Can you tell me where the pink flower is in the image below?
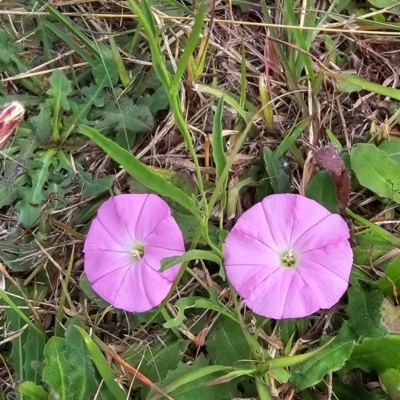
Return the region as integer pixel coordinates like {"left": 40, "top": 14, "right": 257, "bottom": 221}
{"left": 0, "top": 101, "right": 25, "bottom": 150}
{"left": 224, "top": 194, "right": 353, "bottom": 319}
{"left": 84, "top": 194, "right": 185, "bottom": 312}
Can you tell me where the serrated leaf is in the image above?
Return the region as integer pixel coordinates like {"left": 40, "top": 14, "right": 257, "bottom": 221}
{"left": 290, "top": 324, "right": 355, "bottom": 391}
{"left": 65, "top": 320, "right": 98, "bottom": 400}
{"left": 306, "top": 171, "right": 338, "bottom": 213}
{"left": 206, "top": 316, "right": 251, "bottom": 366}
{"left": 346, "top": 285, "right": 388, "bottom": 338}
{"left": 263, "top": 147, "right": 290, "bottom": 193}
{"left": 75, "top": 165, "right": 114, "bottom": 199}
{"left": 47, "top": 70, "right": 72, "bottom": 112}
{"left": 345, "top": 335, "right": 400, "bottom": 372}
{"left": 350, "top": 144, "right": 400, "bottom": 203}
{"left": 42, "top": 337, "right": 70, "bottom": 400}
{"left": 31, "top": 103, "right": 52, "bottom": 143}
{"left": 92, "top": 44, "right": 119, "bottom": 88}
{"left": 15, "top": 149, "right": 56, "bottom": 227}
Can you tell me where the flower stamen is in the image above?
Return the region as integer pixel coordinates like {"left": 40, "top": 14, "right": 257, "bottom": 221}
{"left": 130, "top": 244, "right": 144, "bottom": 261}
{"left": 281, "top": 249, "right": 298, "bottom": 267}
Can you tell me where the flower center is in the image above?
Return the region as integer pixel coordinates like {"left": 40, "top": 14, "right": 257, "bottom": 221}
{"left": 130, "top": 244, "right": 144, "bottom": 261}
{"left": 280, "top": 248, "right": 298, "bottom": 268}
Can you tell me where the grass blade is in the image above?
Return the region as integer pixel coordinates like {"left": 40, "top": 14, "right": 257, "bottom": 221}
{"left": 78, "top": 125, "right": 199, "bottom": 216}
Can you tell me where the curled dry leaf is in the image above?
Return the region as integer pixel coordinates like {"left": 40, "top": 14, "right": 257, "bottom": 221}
{"left": 314, "top": 144, "right": 351, "bottom": 213}
{"left": 0, "top": 102, "right": 25, "bottom": 150}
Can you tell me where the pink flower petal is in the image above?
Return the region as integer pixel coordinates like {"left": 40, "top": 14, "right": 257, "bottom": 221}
{"left": 243, "top": 269, "right": 320, "bottom": 319}
{"left": 84, "top": 193, "right": 185, "bottom": 313}
{"left": 92, "top": 260, "right": 172, "bottom": 312}
{"left": 293, "top": 213, "right": 350, "bottom": 252}
{"left": 224, "top": 193, "right": 353, "bottom": 319}
{"left": 261, "top": 194, "right": 332, "bottom": 248}
{"left": 300, "top": 240, "right": 353, "bottom": 281}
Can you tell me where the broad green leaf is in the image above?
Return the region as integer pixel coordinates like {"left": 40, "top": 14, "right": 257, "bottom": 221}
{"left": 346, "top": 285, "right": 388, "bottom": 338}
{"left": 18, "top": 382, "right": 48, "bottom": 400}
{"left": 206, "top": 316, "right": 251, "bottom": 366}
{"left": 212, "top": 97, "right": 226, "bottom": 179}
{"left": 290, "top": 324, "right": 355, "bottom": 390}
{"left": 42, "top": 337, "right": 69, "bottom": 400}
{"left": 380, "top": 368, "right": 400, "bottom": 400}
{"left": 123, "top": 339, "right": 188, "bottom": 399}
{"left": 78, "top": 125, "right": 199, "bottom": 216}
{"left": 345, "top": 335, "right": 400, "bottom": 372}
{"left": 263, "top": 147, "right": 290, "bottom": 193}
{"left": 160, "top": 250, "right": 222, "bottom": 272}
{"left": 147, "top": 355, "right": 239, "bottom": 400}
{"left": 350, "top": 143, "right": 400, "bottom": 203}
{"left": 23, "top": 331, "right": 46, "bottom": 384}
{"left": 65, "top": 321, "right": 98, "bottom": 400}
{"left": 378, "top": 255, "right": 400, "bottom": 299}
{"left": 306, "top": 171, "right": 338, "bottom": 213}
{"left": 379, "top": 138, "right": 400, "bottom": 165}
{"left": 74, "top": 326, "right": 126, "bottom": 400}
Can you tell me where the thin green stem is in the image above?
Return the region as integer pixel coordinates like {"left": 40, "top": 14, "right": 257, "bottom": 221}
{"left": 255, "top": 374, "right": 273, "bottom": 400}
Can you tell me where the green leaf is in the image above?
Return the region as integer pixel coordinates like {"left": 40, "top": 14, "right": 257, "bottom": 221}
{"left": 379, "top": 138, "right": 400, "bottom": 166}
{"left": 75, "top": 165, "right": 114, "bottom": 199}
{"left": 31, "top": 103, "right": 52, "bottom": 143}
{"left": 206, "top": 316, "right": 251, "bottom": 366}
{"left": 78, "top": 125, "right": 199, "bottom": 216}
{"left": 345, "top": 335, "right": 400, "bottom": 372}
{"left": 74, "top": 326, "right": 126, "bottom": 400}
{"left": 380, "top": 368, "right": 400, "bottom": 400}
{"left": 212, "top": 97, "right": 226, "bottom": 180}
{"left": 332, "top": 376, "right": 390, "bottom": 400}
{"left": 160, "top": 250, "right": 222, "bottom": 272}
{"left": 306, "top": 171, "right": 338, "bottom": 213}
{"left": 337, "top": 72, "right": 362, "bottom": 92}
{"left": 65, "top": 320, "right": 98, "bottom": 400}
{"left": 147, "top": 355, "right": 239, "bottom": 400}
{"left": 47, "top": 70, "right": 72, "bottom": 141}
{"left": 378, "top": 255, "right": 400, "bottom": 299}
{"left": 23, "top": 330, "right": 46, "bottom": 384}
{"left": 164, "top": 290, "right": 237, "bottom": 329}
{"left": 262, "top": 147, "right": 290, "bottom": 193}
{"left": 350, "top": 143, "right": 400, "bottom": 203}
{"left": 42, "top": 337, "right": 69, "bottom": 400}
{"left": 15, "top": 149, "right": 56, "bottom": 227}
{"left": 123, "top": 339, "right": 188, "bottom": 399}
{"left": 290, "top": 324, "right": 355, "bottom": 391}
{"left": 368, "top": 0, "right": 399, "bottom": 8}
{"left": 18, "top": 382, "right": 48, "bottom": 400}
{"left": 346, "top": 285, "right": 388, "bottom": 338}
